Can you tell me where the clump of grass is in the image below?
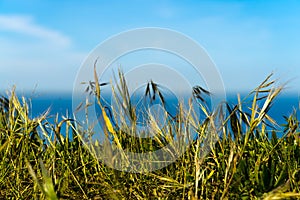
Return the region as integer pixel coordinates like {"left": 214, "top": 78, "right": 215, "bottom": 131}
{"left": 0, "top": 73, "right": 299, "bottom": 199}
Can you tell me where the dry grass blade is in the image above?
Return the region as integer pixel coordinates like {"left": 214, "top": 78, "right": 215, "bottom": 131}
{"left": 93, "top": 59, "right": 101, "bottom": 105}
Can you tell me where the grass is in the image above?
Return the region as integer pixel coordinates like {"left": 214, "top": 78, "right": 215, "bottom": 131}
{"left": 0, "top": 72, "right": 300, "bottom": 199}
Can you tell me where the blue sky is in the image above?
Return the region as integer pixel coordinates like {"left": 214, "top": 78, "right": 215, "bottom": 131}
{"left": 1, "top": 0, "right": 300, "bottom": 94}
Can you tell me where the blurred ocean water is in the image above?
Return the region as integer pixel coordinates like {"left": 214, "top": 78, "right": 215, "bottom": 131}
{"left": 29, "top": 93, "right": 300, "bottom": 137}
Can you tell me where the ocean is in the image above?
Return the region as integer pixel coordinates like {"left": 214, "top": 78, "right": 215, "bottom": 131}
{"left": 28, "top": 92, "right": 300, "bottom": 137}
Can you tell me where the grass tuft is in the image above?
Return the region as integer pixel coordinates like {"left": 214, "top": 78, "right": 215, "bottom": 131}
{"left": 0, "top": 73, "right": 299, "bottom": 199}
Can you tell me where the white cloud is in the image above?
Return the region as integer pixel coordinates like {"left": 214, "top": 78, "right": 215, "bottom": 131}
{"left": 0, "top": 15, "right": 87, "bottom": 92}
{"left": 0, "top": 36, "right": 87, "bottom": 92}
{"left": 0, "top": 15, "right": 71, "bottom": 47}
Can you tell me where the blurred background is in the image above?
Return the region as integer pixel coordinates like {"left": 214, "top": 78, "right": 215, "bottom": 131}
{"left": 1, "top": 0, "right": 300, "bottom": 126}
{"left": 1, "top": 0, "right": 300, "bottom": 94}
